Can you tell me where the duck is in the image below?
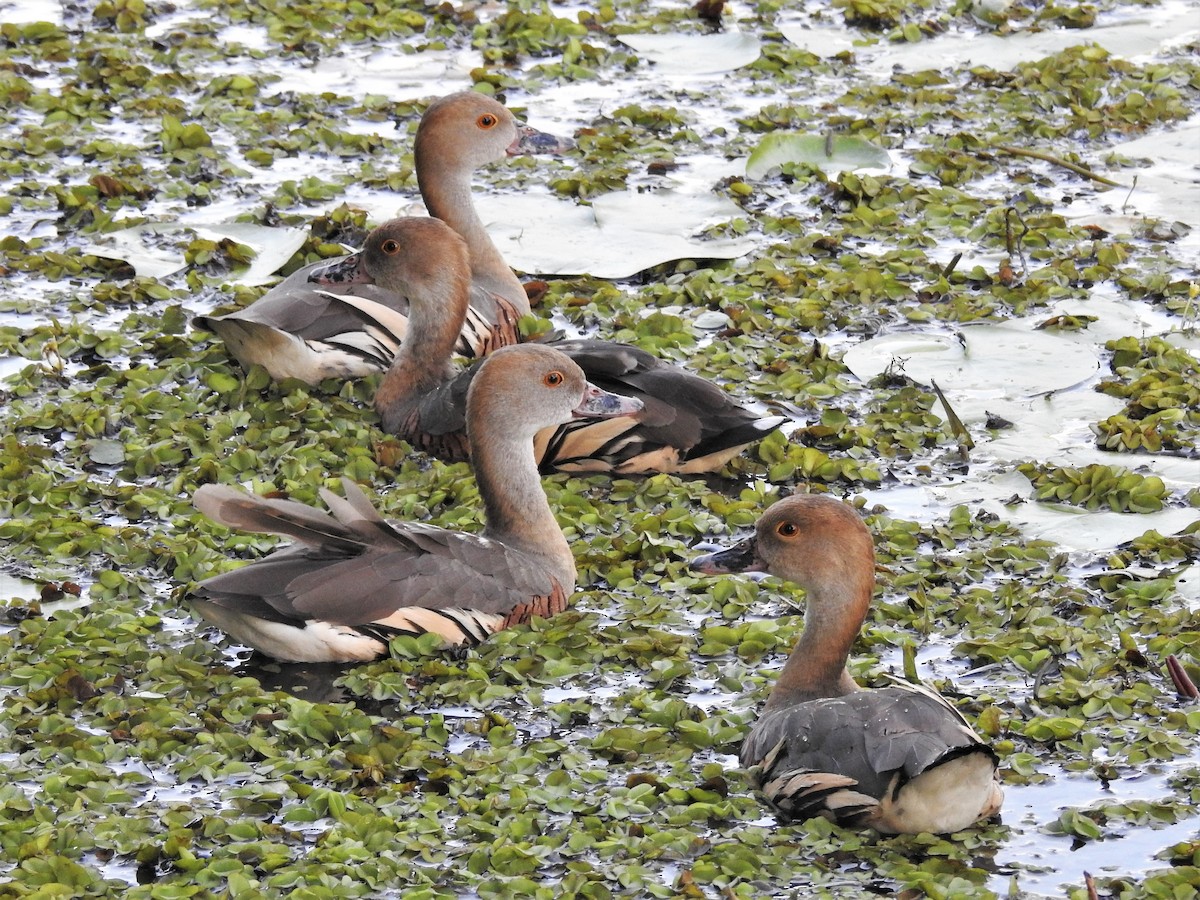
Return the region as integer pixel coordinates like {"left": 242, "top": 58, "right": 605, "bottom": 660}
{"left": 192, "top": 91, "right": 573, "bottom": 383}
{"left": 188, "top": 342, "right": 642, "bottom": 663}
{"left": 691, "top": 494, "right": 1003, "bottom": 834}
{"left": 310, "top": 217, "right": 783, "bottom": 474}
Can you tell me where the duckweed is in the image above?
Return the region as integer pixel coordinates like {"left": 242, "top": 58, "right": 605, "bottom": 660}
{"left": 0, "top": 0, "right": 1197, "bottom": 897}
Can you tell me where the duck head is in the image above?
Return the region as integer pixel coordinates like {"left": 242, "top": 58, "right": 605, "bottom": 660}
{"left": 417, "top": 91, "right": 574, "bottom": 171}
{"left": 468, "top": 344, "right": 641, "bottom": 439}
{"left": 691, "top": 494, "right": 874, "bottom": 593}
{"left": 307, "top": 218, "right": 470, "bottom": 293}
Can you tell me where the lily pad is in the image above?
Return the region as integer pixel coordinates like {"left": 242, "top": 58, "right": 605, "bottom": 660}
{"left": 84, "top": 224, "right": 190, "bottom": 280}
{"left": 842, "top": 323, "right": 1102, "bottom": 396}
{"left": 773, "top": 25, "right": 862, "bottom": 58}
{"left": 87, "top": 439, "right": 126, "bottom": 466}
{"left": 0, "top": 573, "right": 43, "bottom": 603}
{"left": 1107, "top": 121, "right": 1200, "bottom": 235}
{"left": 0, "top": 356, "right": 29, "bottom": 381}
{"left": 480, "top": 190, "right": 756, "bottom": 278}
{"left": 865, "top": 471, "right": 1199, "bottom": 553}
{"left": 746, "top": 133, "right": 891, "bottom": 179}
{"left": 85, "top": 222, "right": 307, "bottom": 285}
{"left": 616, "top": 32, "right": 761, "bottom": 75}
{"left": 1175, "top": 565, "right": 1199, "bottom": 610}
{"left": 0, "top": 0, "right": 61, "bottom": 25}
{"left": 267, "top": 47, "right": 477, "bottom": 98}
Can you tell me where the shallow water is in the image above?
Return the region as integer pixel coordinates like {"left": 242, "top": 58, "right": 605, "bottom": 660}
{"left": 996, "top": 767, "right": 1200, "bottom": 897}
{"left": 1, "top": 0, "right": 1198, "bottom": 895}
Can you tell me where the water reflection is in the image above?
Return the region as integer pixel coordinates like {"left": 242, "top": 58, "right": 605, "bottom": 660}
{"left": 993, "top": 767, "right": 1200, "bottom": 897}
{"left": 233, "top": 655, "right": 360, "bottom": 705}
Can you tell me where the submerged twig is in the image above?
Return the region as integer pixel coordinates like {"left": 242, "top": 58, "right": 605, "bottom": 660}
{"left": 1004, "top": 207, "right": 1029, "bottom": 281}
{"left": 994, "top": 144, "right": 1123, "bottom": 187}
{"left": 1032, "top": 654, "right": 1059, "bottom": 702}
{"left": 1121, "top": 174, "right": 1139, "bottom": 214}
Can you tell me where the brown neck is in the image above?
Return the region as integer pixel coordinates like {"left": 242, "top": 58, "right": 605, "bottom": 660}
{"left": 763, "top": 556, "right": 875, "bottom": 711}
{"left": 415, "top": 140, "right": 531, "bottom": 316}
{"left": 374, "top": 270, "right": 468, "bottom": 425}
{"left": 468, "top": 399, "right": 575, "bottom": 592}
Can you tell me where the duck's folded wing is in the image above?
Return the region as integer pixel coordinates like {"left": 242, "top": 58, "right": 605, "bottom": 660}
{"left": 410, "top": 370, "right": 476, "bottom": 438}
{"left": 197, "top": 271, "right": 407, "bottom": 337}
{"left": 381, "top": 366, "right": 477, "bottom": 461}
{"left": 285, "top": 521, "right": 560, "bottom": 624}
{"left": 463, "top": 289, "right": 521, "bottom": 357}
{"left": 543, "top": 338, "right": 782, "bottom": 473}
{"left": 193, "top": 483, "right": 559, "bottom": 627}
{"left": 741, "top": 688, "right": 996, "bottom": 827}
{"left": 194, "top": 289, "right": 409, "bottom": 382}
{"left": 859, "top": 684, "right": 994, "bottom": 778}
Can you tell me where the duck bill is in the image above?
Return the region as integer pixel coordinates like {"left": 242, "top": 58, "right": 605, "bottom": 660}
{"left": 691, "top": 536, "right": 767, "bottom": 576}
{"left": 307, "top": 253, "right": 372, "bottom": 286}
{"left": 508, "top": 125, "right": 574, "bottom": 156}
{"left": 572, "top": 384, "right": 642, "bottom": 419}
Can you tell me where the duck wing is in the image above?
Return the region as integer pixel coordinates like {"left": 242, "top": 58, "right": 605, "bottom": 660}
{"left": 196, "top": 264, "right": 512, "bottom": 383}
{"left": 191, "top": 480, "right": 564, "bottom": 628}
{"left": 741, "top": 686, "right": 998, "bottom": 832}
{"left": 538, "top": 338, "right": 782, "bottom": 474}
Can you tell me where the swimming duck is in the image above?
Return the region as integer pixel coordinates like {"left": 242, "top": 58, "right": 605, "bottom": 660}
{"left": 311, "top": 217, "right": 782, "bottom": 474}
{"left": 189, "top": 343, "right": 641, "bottom": 663}
{"left": 193, "top": 91, "right": 572, "bottom": 383}
{"left": 692, "top": 494, "right": 1004, "bottom": 834}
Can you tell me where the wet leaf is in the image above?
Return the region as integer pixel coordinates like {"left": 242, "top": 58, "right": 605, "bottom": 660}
{"left": 746, "top": 132, "right": 890, "bottom": 179}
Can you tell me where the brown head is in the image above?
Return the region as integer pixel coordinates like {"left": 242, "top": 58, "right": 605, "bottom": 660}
{"left": 692, "top": 494, "right": 876, "bottom": 611}
{"left": 415, "top": 91, "right": 573, "bottom": 175}
{"left": 693, "top": 494, "right": 878, "bottom": 703}
{"left": 465, "top": 344, "right": 640, "bottom": 557}
{"left": 307, "top": 217, "right": 471, "bottom": 304}
{"left": 466, "top": 344, "right": 641, "bottom": 444}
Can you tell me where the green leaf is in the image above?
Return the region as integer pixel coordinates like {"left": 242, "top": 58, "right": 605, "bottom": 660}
{"left": 746, "top": 132, "right": 890, "bottom": 179}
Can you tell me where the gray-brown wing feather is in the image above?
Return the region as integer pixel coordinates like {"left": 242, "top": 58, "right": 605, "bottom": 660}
{"left": 379, "top": 365, "right": 477, "bottom": 462}
{"left": 543, "top": 339, "right": 782, "bottom": 473}
{"left": 197, "top": 269, "right": 405, "bottom": 339}
{"left": 196, "top": 265, "right": 505, "bottom": 377}
{"left": 741, "top": 687, "right": 991, "bottom": 821}
{"left": 192, "top": 485, "right": 558, "bottom": 626}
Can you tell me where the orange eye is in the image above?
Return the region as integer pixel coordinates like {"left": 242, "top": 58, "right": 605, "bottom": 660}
{"left": 543, "top": 371, "right": 564, "bottom": 387}
{"left": 477, "top": 114, "right": 498, "bottom": 129}
{"left": 381, "top": 240, "right": 400, "bottom": 255}
{"left": 776, "top": 521, "right": 799, "bottom": 537}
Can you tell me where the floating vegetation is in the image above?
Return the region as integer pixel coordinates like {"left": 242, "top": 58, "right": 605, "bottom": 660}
{"left": 1018, "top": 462, "right": 1170, "bottom": 513}
{"left": 0, "top": 0, "right": 1198, "bottom": 897}
{"left": 1093, "top": 336, "right": 1200, "bottom": 455}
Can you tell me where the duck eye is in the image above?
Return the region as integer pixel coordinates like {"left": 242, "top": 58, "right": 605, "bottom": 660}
{"left": 543, "top": 371, "right": 564, "bottom": 387}
{"left": 477, "top": 114, "right": 498, "bottom": 129}
{"left": 381, "top": 240, "right": 400, "bottom": 255}
{"left": 776, "top": 522, "right": 799, "bottom": 538}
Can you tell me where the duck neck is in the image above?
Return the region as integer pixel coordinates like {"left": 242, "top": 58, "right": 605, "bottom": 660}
{"left": 763, "top": 561, "right": 874, "bottom": 711}
{"left": 416, "top": 143, "right": 530, "bottom": 316}
{"left": 471, "top": 420, "right": 575, "bottom": 592}
{"left": 374, "top": 273, "right": 467, "bottom": 420}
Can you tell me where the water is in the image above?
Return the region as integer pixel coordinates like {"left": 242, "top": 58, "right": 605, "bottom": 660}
{"left": 2, "top": 0, "right": 1198, "bottom": 893}
{"left": 995, "top": 766, "right": 1200, "bottom": 897}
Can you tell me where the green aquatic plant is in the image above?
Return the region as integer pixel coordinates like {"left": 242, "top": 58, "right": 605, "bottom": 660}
{"left": 1093, "top": 336, "right": 1200, "bottom": 454}
{"left": 0, "top": 0, "right": 1198, "bottom": 896}
{"left": 1018, "top": 462, "right": 1170, "bottom": 513}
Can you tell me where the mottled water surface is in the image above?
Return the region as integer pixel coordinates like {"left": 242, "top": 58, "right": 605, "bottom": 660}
{"left": 0, "top": 0, "right": 1197, "bottom": 897}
